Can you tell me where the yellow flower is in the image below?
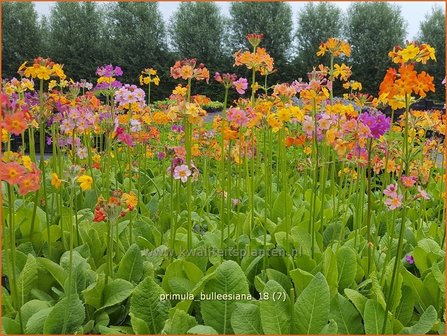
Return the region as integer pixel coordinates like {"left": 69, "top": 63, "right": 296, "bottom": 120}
{"left": 92, "top": 154, "right": 101, "bottom": 164}
{"left": 399, "top": 44, "right": 419, "bottom": 62}
{"left": 149, "top": 68, "right": 157, "bottom": 75}
{"left": 77, "top": 175, "right": 93, "bottom": 191}
{"left": 153, "top": 76, "right": 160, "bottom": 86}
{"left": 2, "top": 129, "right": 9, "bottom": 142}
{"left": 122, "top": 192, "right": 138, "bottom": 210}
{"left": 36, "top": 66, "right": 52, "bottom": 80}
{"left": 173, "top": 84, "right": 187, "bottom": 96}
{"left": 48, "top": 80, "right": 57, "bottom": 91}
{"left": 51, "top": 173, "right": 62, "bottom": 189}
{"left": 21, "top": 156, "right": 32, "bottom": 171}
{"left": 304, "top": 146, "right": 312, "bottom": 155}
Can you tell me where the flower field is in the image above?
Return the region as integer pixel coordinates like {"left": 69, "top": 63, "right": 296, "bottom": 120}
{"left": 1, "top": 35, "right": 446, "bottom": 335}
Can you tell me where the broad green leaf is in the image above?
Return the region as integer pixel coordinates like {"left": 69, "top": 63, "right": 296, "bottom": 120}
{"left": 103, "top": 278, "right": 134, "bottom": 308}
{"left": 293, "top": 272, "right": 330, "bottom": 334}
{"left": 201, "top": 260, "right": 250, "bottom": 334}
{"left": 337, "top": 246, "right": 357, "bottom": 290}
{"left": 329, "top": 293, "right": 364, "bottom": 334}
{"left": 82, "top": 273, "right": 106, "bottom": 309}
{"left": 231, "top": 303, "right": 262, "bottom": 334}
{"left": 25, "top": 308, "right": 52, "bottom": 334}
{"left": 116, "top": 244, "right": 143, "bottom": 283}
{"left": 37, "top": 257, "right": 67, "bottom": 288}
{"left": 395, "top": 286, "right": 415, "bottom": 326}
{"left": 322, "top": 248, "right": 338, "bottom": 297}
{"left": 129, "top": 276, "right": 170, "bottom": 334}
{"left": 162, "top": 308, "right": 197, "bottom": 334}
{"left": 260, "top": 280, "right": 291, "bottom": 334}
{"left": 2, "top": 317, "right": 22, "bottom": 334}
{"left": 363, "top": 299, "right": 392, "bottom": 334}
{"left": 320, "top": 319, "right": 338, "bottom": 334}
{"left": 266, "top": 268, "right": 291, "bottom": 293}
{"left": 130, "top": 315, "right": 150, "bottom": 335}
{"left": 17, "top": 254, "right": 38, "bottom": 306}
{"left": 19, "top": 299, "right": 51, "bottom": 327}
{"left": 187, "top": 325, "right": 219, "bottom": 334}
{"left": 401, "top": 305, "right": 437, "bottom": 334}
{"left": 43, "top": 295, "right": 85, "bottom": 334}
{"left": 290, "top": 268, "right": 313, "bottom": 296}
{"left": 344, "top": 289, "right": 368, "bottom": 318}
{"left": 272, "top": 190, "right": 294, "bottom": 220}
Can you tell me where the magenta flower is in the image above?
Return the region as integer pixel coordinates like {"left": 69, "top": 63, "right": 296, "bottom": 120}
{"left": 358, "top": 111, "right": 390, "bottom": 139}
{"left": 233, "top": 78, "right": 248, "bottom": 94}
{"left": 405, "top": 255, "right": 414, "bottom": 265}
{"left": 173, "top": 164, "right": 191, "bottom": 183}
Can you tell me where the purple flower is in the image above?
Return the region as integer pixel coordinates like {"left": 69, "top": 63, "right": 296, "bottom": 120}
{"left": 405, "top": 255, "right": 414, "bottom": 265}
{"left": 157, "top": 151, "right": 165, "bottom": 160}
{"left": 358, "top": 111, "right": 390, "bottom": 139}
{"left": 46, "top": 137, "right": 52, "bottom": 145}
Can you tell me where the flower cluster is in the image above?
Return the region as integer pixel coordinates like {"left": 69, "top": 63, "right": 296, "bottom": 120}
{"left": 18, "top": 57, "right": 66, "bottom": 81}
{"left": 0, "top": 153, "right": 41, "bottom": 195}
{"left": 139, "top": 68, "right": 160, "bottom": 86}
{"left": 170, "top": 59, "right": 210, "bottom": 83}
{"left": 114, "top": 84, "right": 146, "bottom": 110}
{"left": 93, "top": 190, "right": 138, "bottom": 222}
{"left": 316, "top": 38, "right": 351, "bottom": 57}
{"left": 214, "top": 72, "right": 248, "bottom": 94}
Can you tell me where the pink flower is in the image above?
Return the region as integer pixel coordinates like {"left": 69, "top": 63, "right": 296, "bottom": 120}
{"left": 227, "top": 107, "right": 249, "bottom": 127}
{"left": 416, "top": 186, "right": 430, "bottom": 200}
{"left": 401, "top": 175, "right": 417, "bottom": 188}
{"left": 233, "top": 78, "right": 248, "bottom": 95}
{"left": 173, "top": 164, "right": 191, "bottom": 183}
{"left": 383, "top": 183, "right": 398, "bottom": 198}
{"left": 385, "top": 193, "right": 403, "bottom": 210}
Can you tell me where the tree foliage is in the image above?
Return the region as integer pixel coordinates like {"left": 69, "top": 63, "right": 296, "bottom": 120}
{"left": 229, "top": 2, "right": 292, "bottom": 70}
{"left": 294, "top": 3, "right": 343, "bottom": 77}
{"left": 418, "top": 6, "right": 446, "bottom": 101}
{"left": 47, "top": 2, "right": 105, "bottom": 81}
{"left": 2, "top": 2, "right": 42, "bottom": 78}
{"left": 346, "top": 2, "right": 406, "bottom": 96}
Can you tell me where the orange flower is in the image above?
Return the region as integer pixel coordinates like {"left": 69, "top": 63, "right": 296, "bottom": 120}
{"left": 0, "top": 162, "right": 27, "bottom": 185}
{"left": 317, "top": 38, "right": 351, "bottom": 57}
{"left": 3, "top": 112, "right": 28, "bottom": 135}
{"left": 17, "top": 172, "right": 41, "bottom": 195}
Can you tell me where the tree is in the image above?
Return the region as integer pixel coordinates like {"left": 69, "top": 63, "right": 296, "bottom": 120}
{"left": 346, "top": 2, "right": 406, "bottom": 96}
{"left": 169, "top": 2, "right": 227, "bottom": 70}
{"left": 294, "top": 3, "right": 343, "bottom": 77}
{"left": 106, "top": 1, "right": 171, "bottom": 97}
{"left": 229, "top": 2, "right": 293, "bottom": 71}
{"left": 2, "top": 2, "right": 42, "bottom": 78}
{"left": 417, "top": 6, "right": 445, "bottom": 101}
{"left": 48, "top": 2, "right": 106, "bottom": 81}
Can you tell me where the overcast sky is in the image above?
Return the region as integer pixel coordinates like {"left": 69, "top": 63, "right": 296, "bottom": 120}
{"left": 33, "top": 1, "right": 445, "bottom": 40}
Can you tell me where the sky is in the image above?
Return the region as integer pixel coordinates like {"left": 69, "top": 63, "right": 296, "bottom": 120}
{"left": 33, "top": 1, "right": 445, "bottom": 40}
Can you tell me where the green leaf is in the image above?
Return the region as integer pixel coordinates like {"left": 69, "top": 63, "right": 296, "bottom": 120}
{"left": 37, "top": 257, "right": 67, "bottom": 288}
{"left": 344, "top": 289, "right": 368, "bottom": 318}
{"left": 337, "top": 246, "right": 357, "bottom": 290}
{"left": 2, "top": 317, "right": 22, "bottom": 334}
{"left": 395, "top": 286, "right": 415, "bottom": 326}
{"left": 17, "top": 254, "right": 38, "bottom": 306}
{"left": 82, "top": 273, "right": 106, "bottom": 309}
{"left": 116, "top": 244, "right": 143, "bottom": 283}
{"left": 162, "top": 308, "right": 197, "bottom": 334}
{"left": 401, "top": 305, "right": 437, "bottom": 334}
{"left": 25, "top": 308, "right": 52, "bottom": 334}
{"left": 293, "top": 272, "right": 330, "bottom": 334}
{"left": 201, "top": 260, "right": 250, "bottom": 334}
{"left": 322, "top": 248, "right": 339, "bottom": 297}
{"left": 290, "top": 268, "right": 313, "bottom": 297}
{"left": 129, "top": 276, "right": 171, "bottom": 334}
{"left": 320, "top": 319, "right": 338, "bottom": 334}
{"left": 260, "top": 280, "right": 291, "bottom": 334}
{"left": 103, "top": 278, "right": 134, "bottom": 309}
{"left": 266, "top": 268, "right": 291, "bottom": 293}
{"left": 363, "top": 299, "right": 392, "bottom": 334}
{"left": 272, "top": 191, "right": 294, "bottom": 220}
{"left": 329, "top": 293, "right": 364, "bottom": 334}
{"left": 187, "top": 325, "right": 219, "bottom": 334}
{"left": 43, "top": 295, "right": 85, "bottom": 334}
{"left": 130, "top": 315, "right": 150, "bottom": 335}
{"left": 231, "top": 303, "right": 262, "bottom": 334}
{"left": 19, "top": 299, "right": 51, "bottom": 328}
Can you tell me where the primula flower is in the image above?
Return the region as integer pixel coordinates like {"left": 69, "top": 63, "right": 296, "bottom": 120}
{"left": 416, "top": 186, "right": 430, "bottom": 200}
{"left": 0, "top": 162, "right": 27, "bottom": 185}
{"left": 233, "top": 78, "right": 248, "bottom": 94}
{"left": 77, "top": 175, "right": 93, "bottom": 191}
{"left": 3, "top": 112, "right": 28, "bottom": 135}
{"left": 383, "top": 183, "right": 398, "bottom": 198}
{"left": 401, "top": 175, "right": 417, "bottom": 188}
{"left": 384, "top": 193, "right": 403, "bottom": 210}
{"left": 51, "top": 173, "right": 62, "bottom": 189}
{"left": 405, "top": 255, "right": 415, "bottom": 265}
{"left": 246, "top": 33, "right": 264, "bottom": 48}
{"left": 17, "top": 172, "right": 41, "bottom": 195}
{"left": 173, "top": 164, "right": 191, "bottom": 183}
